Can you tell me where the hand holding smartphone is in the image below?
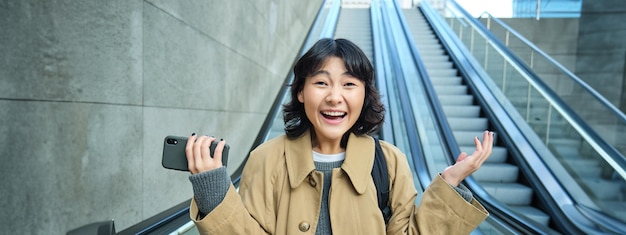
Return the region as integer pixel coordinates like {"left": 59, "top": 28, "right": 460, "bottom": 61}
{"left": 162, "top": 135, "right": 230, "bottom": 171}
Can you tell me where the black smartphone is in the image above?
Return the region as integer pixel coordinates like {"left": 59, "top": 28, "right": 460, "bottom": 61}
{"left": 162, "top": 135, "right": 230, "bottom": 171}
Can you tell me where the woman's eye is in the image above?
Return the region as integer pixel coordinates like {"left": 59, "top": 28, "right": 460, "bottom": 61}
{"left": 314, "top": 81, "right": 326, "bottom": 85}
{"left": 345, "top": 82, "right": 356, "bottom": 87}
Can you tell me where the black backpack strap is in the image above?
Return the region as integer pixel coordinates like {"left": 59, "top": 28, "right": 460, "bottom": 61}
{"left": 372, "top": 137, "right": 392, "bottom": 224}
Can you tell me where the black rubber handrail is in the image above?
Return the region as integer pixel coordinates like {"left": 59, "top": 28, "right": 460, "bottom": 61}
{"left": 116, "top": 200, "right": 191, "bottom": 235}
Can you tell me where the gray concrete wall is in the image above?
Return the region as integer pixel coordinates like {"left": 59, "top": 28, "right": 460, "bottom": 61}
{"left": 495, "top": 18, "right": 579, "bottom": 73}
{"left": 0, "top": 0, "right": 323, "bottom": 234}
{"left": 576, "top": 0, "right": 626, "bottom": 110}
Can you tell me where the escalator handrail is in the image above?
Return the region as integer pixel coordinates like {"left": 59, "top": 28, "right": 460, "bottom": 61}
{"left": 445, "top": 0, "right": 626, "bottom": 182}
{"left": 379, "top": 0, "right": 430, "bottom": 189}
{"left": 390, "top": 0, "right": 549, "bottom": 233}
{"left": 371, "top": 0, "right": 395, "bottom": 144}
{"left": 116, "top": 200, "right": 191, "bottom": 235}
{"left": 420, "top": 0, "right": 618, "bottom": 233}
{"left": 477, "top": 11, "right": 626, "bottom": 124}
{"left": 320, "top": 0, "right": 341, "bottom": 38}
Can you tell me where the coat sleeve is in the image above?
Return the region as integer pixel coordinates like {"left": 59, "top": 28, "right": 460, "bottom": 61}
{"left": 190, "top": 184, "right": 270, "bottom": 234}
{"left": 382, "top": 143, "right": 489, "bottom": 234}
{"left": 190, "top": 147, "right": 278, "bottom": 235}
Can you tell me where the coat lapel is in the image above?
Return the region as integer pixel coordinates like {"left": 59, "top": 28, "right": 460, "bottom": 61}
{"left": 284, "top": 130, "right": 375, "bottom": 194}
{"left": 341, "top": 133, "right": 375, "bottom": 194}
{"left": 285, "top": 130, "right": 316, "bottom": 189}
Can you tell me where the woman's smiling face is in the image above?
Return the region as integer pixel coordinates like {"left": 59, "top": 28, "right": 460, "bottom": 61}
{"left": 298, "top": 56, "right": 365, "bottom": 145}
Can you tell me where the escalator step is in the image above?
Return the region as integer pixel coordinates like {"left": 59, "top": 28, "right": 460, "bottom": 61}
{"left": 481, "top": 182, "right": 533, "bottom": 206}
{"left": 442, "top": 105, "right": 480, "bottom": 117}
{"left": 509, "top": 206, "right": 551, "bottom": 226}
{"left": 438, "top": 95, "right": 473, "bottom": 106}
{"left": 447, "top": 117, "right": 489, "bottom": 131}
{"left": 434, "top": 85, "right": 467, "bottom": 95}
{"left": 474, "top": 163, "right": 519, "bottom": 183}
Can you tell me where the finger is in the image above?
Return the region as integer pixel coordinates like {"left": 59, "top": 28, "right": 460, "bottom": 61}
{"left": 481, "top": 131, "right": 490, "bottom": 148}
{"left": 185, "top": 133, "right": 197, "bottom": 173}
{"left": 474, "top": 135, "right": 483, "bottom": 153}
{"left": 200, "top": 136, "right": 214, "bottom": 163}
{"left": 472, "top": 136, "right": 483, "bottom": 160}
{"left": 483, "top": 131, "right": 494, "bottom": 154}
{"left": 213, "top": 139, "right": 226, "bottom": 167}
{"left": 482, "top": 131, "right": 493, "bottom": 153}
{"left": 193, "top": 135, "right": 208, "bottom": 170}
{"left": 475, "top": 131, "right": 493, "bottom": 164}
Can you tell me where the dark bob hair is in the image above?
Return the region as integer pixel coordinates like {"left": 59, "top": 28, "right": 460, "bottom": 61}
{"left": 283, "top": 38, "right": 385, "bottom": 143}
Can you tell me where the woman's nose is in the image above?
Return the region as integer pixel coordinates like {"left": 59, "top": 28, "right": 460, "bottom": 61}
{"left": 325, "top": 87, "right": 342, "bottom": 104}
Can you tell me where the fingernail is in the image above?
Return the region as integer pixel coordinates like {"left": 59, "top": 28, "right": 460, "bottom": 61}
{"left": 220, "top": 138, "right": 224, "bottom": 141}
{"left": 191, "top": 133, "right": 196, "bottom": 136}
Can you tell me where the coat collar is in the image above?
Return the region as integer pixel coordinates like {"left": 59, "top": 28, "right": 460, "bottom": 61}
{"left": 285, "top": 130, "right": 375, "bottom": 194}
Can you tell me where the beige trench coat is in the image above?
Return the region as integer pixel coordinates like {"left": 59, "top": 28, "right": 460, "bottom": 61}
{"left": 190, "top": 130, "right": 488, "bottom": 234}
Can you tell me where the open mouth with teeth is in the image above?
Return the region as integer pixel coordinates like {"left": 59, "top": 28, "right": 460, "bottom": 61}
{"left": 321, "top": 111, "right": 347, "bottom": 120}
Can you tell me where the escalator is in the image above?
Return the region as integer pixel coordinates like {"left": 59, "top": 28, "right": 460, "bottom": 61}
{"left": 396, "top": 0, "right": 626, "bottom": 234}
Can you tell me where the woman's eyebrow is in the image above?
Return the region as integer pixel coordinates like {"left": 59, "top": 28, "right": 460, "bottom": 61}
{"left": 310, "top": 70, "right": 352, "bottom": 77}
{"left": 310, "top": 70, "right": 330, "bottom": 77}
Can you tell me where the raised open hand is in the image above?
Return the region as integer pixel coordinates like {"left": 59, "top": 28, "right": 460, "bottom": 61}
{"left": 441, "top": 131, "right": 494, "bottom": 186}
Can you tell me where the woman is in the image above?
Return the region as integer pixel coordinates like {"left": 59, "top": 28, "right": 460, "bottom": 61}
{"left": 185, "top": 38, "right": 493, "bottom": 234}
